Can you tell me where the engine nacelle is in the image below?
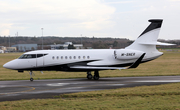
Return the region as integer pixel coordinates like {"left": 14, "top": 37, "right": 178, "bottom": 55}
{"left": 114, "top": 49, "right": 144, "bottom": 60}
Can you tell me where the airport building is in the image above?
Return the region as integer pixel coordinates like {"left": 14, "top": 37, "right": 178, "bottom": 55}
{"left": 6, "top": 47, "right": 17, "bottom": 52}
{"left": 50, "top": 42, "right": 83, "bottom": 50}
{"left": 0, "top": 46, "right": 17, "bottom": 53}
{"left": 12, "top": 44, "right": 37, "bottom": 52}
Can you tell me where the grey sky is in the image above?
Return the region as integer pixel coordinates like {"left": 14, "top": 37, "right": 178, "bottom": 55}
{"left": 0, "top": 0, "right": 180, "bottom": 40}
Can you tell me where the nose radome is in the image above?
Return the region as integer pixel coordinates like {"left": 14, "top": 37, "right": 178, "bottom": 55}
{"left": 3, "top": 63, "right": 8, "bottom": 68}
{"left": 3, "top": 62, "right": 13, "bottom": 69}
{"left": 3, "top": 60, "right": 18, "bottom": 70}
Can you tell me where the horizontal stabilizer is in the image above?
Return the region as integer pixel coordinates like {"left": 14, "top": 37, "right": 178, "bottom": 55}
{"left": 139, "top": 42, "right": 175, "bottom": 46}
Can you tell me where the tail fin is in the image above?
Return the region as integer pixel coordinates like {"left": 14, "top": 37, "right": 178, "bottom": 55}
{"left": 139, "top": 19, "right": 163, "bottom": 38}
{"left": 126, "top": 19, "right": 175, "bottom": 61}
{"left": 126, "top": 19, "right": 174, "bottom": 52}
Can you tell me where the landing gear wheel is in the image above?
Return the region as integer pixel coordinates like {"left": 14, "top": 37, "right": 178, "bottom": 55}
{"left": 87, "top": 71, "right": 92, "bottom": 80}
{"left": 93, "top": 75, "right": 99, "bottom": 80}
{"left": 30, "top": 78, "right": 34, "bottom": 81}
{"left": 94, "top": 71, "right": 100, "bottom": 80}
{"left": 87, "top": 74, "right": 93, "bottom": 80}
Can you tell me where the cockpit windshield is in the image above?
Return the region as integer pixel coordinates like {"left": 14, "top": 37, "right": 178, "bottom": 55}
{"left": 18, "top": 54, "right": 47, "bottom": 59}
{"left": 19, "top": 54, "right": 36, "bottom": 59}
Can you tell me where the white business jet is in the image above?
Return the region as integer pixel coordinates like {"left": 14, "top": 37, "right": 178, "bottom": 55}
{"left": 3, "top": 19, "right": 174, "bottom": 81}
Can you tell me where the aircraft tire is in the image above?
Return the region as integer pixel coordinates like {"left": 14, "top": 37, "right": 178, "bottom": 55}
{"left": 93, "top": 75, "right": 99, "bottom": 80}
{"left": 30, "top": 78, "right": 34, "bottom": 81}
{"left": 87, "top": 74, "right": 93, "bottom": 79}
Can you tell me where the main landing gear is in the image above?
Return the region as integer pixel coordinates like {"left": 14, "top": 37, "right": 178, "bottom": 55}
{"left": 87, "top": 71, "right": 93, "bottom": 80}
{"left": 29, "top": 71, "right": 35, "bottom": 81}
{"left": 94, "top": 71, "right": 99, "bottom": 80}
{"left": 87, "top": 71, "right": 100, "bottom": 80}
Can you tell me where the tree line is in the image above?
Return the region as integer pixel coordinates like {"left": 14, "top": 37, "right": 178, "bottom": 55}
{"left": 0, "top": 36, "right": 179, "bottom": 49}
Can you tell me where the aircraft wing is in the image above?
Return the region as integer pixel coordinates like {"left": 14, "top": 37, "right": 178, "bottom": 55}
{"left": 70, "top": 66, "right": 127, "bottom": 70}
{"left": 70, "top": 53, "right": 146, "bottom": 70}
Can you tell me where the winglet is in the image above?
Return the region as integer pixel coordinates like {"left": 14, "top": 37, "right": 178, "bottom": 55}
{"left": 128, "top": 53, "right": 146, "bottom": 69}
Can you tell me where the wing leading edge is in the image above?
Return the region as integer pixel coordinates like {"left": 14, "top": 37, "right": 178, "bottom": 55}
{"left": 70, "top": 53, "right": 146, "bottom": 70}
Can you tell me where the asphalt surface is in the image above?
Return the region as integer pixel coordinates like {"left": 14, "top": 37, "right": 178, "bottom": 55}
{"left": 1, "top": 76, "right": 180, "bottom": 102}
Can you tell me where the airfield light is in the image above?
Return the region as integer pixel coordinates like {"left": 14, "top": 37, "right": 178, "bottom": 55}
{"left": 41, "top": 28, "right": 43, "bottom": 50}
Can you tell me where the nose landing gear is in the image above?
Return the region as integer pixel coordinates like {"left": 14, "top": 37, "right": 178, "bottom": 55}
{"left": 29, "top": 71, "right": 35, "bottom": 81}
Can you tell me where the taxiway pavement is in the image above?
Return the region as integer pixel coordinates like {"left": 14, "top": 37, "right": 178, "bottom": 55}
{"left": 1, "top": 76, "right": 180, "bottom": 102}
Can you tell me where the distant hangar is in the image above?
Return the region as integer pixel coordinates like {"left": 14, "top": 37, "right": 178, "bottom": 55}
{"left": 12, "top": 44, "right": 37, "bottom": 52}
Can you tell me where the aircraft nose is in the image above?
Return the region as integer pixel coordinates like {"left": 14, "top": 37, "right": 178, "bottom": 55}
{"left": 3, "top": 63, "right": 8, "bottom": 68}
{"left": 3, "top": 60, "right": 18, "bottom": 70}
{"left": 3, "top": 62, "right": 13, "bottom": 69}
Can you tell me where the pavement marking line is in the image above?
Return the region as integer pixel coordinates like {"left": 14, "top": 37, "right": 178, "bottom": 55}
{"left": 134, "top": 80, "right": 180, "bottom": 83}
{"left": 34, "top": 83, "right": 113, "bottom": 92}
{"left": 47, "top": 83, "right": 69, "bottom": 86}
{"left": 0, "top": 86, "right": 35, "bottom": 95}
{"left": 108, "top": 84, "right": 125, "bottom": 86}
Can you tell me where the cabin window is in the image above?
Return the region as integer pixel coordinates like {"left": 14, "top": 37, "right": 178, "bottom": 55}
{"left": 87, "top": 56, "right": 90, "bottom": 59}
{"left": 65, "top": 56, "right": 68, "bottom": 59}
{"left": 74, "top": 56, "right": 76, "bottom": 59}
{"left": 57, "top": 56, "right": 59, "bottom": 59}
{"left": 69, "top": 56, "right": 72, "bottom": 59}
{"left": 61, "top": 56, "right": 63, "bottom": 59}
{"left": 83, "top": 56, "right": 85, "bottom": 59}
{"left": 52, "top": 56, "right": 55, "bottom": 59}
{"left": 78, "top": 56, "right": 81, "bottom": 59}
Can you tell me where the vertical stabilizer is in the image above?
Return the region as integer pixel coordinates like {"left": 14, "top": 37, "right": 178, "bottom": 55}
{"left": 139, "top": 19, "right": 163, "bottom": 38}
{"left": 126, "top": 19, "right": 163, "bottom": 61}
{"left": 126, "top": 19, "right": 163, "bottom": 51}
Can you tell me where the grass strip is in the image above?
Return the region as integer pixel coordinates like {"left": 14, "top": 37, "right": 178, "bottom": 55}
{"left": 57, "top": 82, "right": 180, "bottom": 98}
{"left": 1, "top": 83, "right": 180, "bottom": 110}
